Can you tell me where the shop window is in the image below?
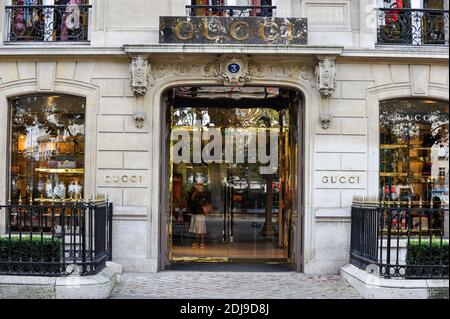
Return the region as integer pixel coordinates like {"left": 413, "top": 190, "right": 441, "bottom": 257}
{"left": 379, "top": 98, "right": 449, "bottom": 206}
{"left": 188, "top": 0, "right": 274, "bottom": 17}
{"left": 5, "top": 0, "right": 91, "bottom": 42}
{"left": 9, "top": 94, "right": 86, "bottom": 204}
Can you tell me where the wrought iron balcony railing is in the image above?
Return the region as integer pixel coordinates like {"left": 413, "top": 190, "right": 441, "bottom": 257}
{"left": 377, "top": 8, "right": 449, "bottom": 46}
{"left": 186, "top": 5, "right": 276, "bottom": 17}
{"left": 5, "top": 4, "right": 91, "bottom": 42}
{"left": 0, "top": 199, "right": 113, "bottom": 276}
{"left": 350, "top": 199, "right": 449, "bottom": 279}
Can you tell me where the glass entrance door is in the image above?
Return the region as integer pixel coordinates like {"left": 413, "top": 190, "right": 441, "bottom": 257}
{"left": 167, "top": 87, "right": 298, "bottom": 264}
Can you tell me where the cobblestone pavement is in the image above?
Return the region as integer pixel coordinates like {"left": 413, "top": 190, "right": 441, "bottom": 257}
{"left": 111, "top": 272, "right": 361, "bottom": 299}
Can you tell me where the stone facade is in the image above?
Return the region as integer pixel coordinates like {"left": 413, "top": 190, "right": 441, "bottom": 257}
{"left": 0, "top": 0, "right": 448, "bottom": 275}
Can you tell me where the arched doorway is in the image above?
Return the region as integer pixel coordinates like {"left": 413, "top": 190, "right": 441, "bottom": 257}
{"left": 159, "top": 85, "right": 304, "bottom": 270}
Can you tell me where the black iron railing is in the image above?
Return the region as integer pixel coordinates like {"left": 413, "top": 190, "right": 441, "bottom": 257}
{"left": 377, "top": 8, "right": 449, "bottom": 46}
{"left": 186, "top": 5, "right": 275, "bottom": 17}
{"left": 5, "top": 4, "right": 91, "bottom": 42}
{"left": 0, "top": 199, "right": 113, "bottom": 276}
{"left": 350, "top": 200, "right": 449, "bottom": 279}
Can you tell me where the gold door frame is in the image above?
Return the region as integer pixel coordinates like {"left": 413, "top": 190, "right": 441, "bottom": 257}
{"left": 159, "top": 86, "right": 305, "bottom": 270}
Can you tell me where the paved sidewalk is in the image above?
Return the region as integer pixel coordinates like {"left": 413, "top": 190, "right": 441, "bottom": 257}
{"left": 111, "top": 272, "right": 361, "bottom": 299}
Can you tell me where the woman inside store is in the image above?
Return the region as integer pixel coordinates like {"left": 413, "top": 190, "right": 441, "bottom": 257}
{"left": 187, "top": 181, "right": 212, "bottom": 248}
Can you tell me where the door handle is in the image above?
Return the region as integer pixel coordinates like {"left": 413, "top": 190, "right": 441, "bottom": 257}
{"left": 223, "top": 183, "right": 228, "bottom": 242}
{"left": 229, "top": 186, "right": 234, "bottom": 243}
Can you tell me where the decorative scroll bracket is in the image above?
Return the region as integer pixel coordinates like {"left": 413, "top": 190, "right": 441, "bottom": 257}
{"left": 315, "top": 55, "right": 337, "bottom": 129}
{"left": 130, "top": 55, "right": 151, "bottom": 128}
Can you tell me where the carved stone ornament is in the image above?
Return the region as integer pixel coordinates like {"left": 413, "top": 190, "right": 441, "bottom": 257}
{"left": 216, "top": 54, "right": 251, "bottom": 86}
{"left": 150, "top": 59, "right": 316, "bottom": 88}
{"left": 130, "top": 55, "right": 150, "bottom": 96}
{"left": 134, "top": 111, "right": 146, "bottom": 129}
{"left": 315, "top": 56, "right": 336, "bottom": 97}
{"left": 319, "top": 113, "right": 333, "bottom": 129}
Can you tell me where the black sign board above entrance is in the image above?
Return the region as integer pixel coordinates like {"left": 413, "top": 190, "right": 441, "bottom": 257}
{"left": 159, "top": 16, "right": 308, "bottom": 45}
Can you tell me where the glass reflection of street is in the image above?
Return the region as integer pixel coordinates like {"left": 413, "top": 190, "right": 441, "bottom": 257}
{"left": 167, "top": 86, "right": 298, "bottom": 264}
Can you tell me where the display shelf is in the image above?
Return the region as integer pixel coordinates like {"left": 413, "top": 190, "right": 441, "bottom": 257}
{"left": 380, "top": 172, "right": 408, "bottom": 177}
{"left": 380, "top": 144, "right": 408, "bottom": 149}
{"left": 34, "top": 198, "right": 84, "bottom": 203}
{"left": 34, "top": 168, "right": 84, "bottom": 174}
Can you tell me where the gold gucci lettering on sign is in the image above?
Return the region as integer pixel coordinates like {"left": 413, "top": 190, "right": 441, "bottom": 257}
{"left": 174, "top": 21, "right": 194, "bottom": 40}
{"left": 203, "top": 19, "right": 221, "bottom": 41}
{"left": 286, "top": 22, "right": 294, "bottom": 41}
{"left": 321, "top": 176, "right": 361, "bottom": 184}
{"left": 104, "top": 175, "right": 144, "bottom": 184}
{"left": 229, "top": 21, "right": 249, "bottom": 41}
{"left": 259, "top": 22, "right": 280, "bottom": 41}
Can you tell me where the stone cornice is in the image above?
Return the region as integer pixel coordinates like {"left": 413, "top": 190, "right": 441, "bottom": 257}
{"left": 0, "top": 45, "right": 125, "bottom": 57}
{"left": 124, "top": 44, "right": 344, "bottom": 56}
{"left": 0, "top": 44, "right": 448, "bottom": 61}
{"left": 342, "top": 46, "right": 449, "bottom": 60}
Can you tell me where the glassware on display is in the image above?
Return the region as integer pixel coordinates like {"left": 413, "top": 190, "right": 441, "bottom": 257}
{"left": 45, "top": 179, "right": 54, "bottom": 198}
{"left": 68, "top": 179, "right": 83, "bottom": 200}
{"left": 54, "top": 182, "right": 66, "bottom": 199}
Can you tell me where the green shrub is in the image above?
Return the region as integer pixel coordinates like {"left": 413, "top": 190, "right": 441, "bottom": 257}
{"left": 406, "top": 239, "right": 449, "bottom": 278}
{"left": 0, "top": 235, "right": 62, "bottom": 274}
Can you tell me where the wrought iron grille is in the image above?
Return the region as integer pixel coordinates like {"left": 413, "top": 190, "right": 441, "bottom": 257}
{"left": 0, "top": 199, "right": 113, "bottom": 276}
{"left": 377, "top": 8, "right": 449, "bottom": 46}
{"left": 186, "top": 5, "right": 276, "bottom": 17}
{"left": 5, "top": 4, "right": 91, "bottom": 42}
{"left": 350, "top": 200, "right": 449, "bottom": 279}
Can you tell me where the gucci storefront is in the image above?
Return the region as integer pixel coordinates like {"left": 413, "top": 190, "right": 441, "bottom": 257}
{"left": 0, "top": 11, "right": 449, "bottom": 275}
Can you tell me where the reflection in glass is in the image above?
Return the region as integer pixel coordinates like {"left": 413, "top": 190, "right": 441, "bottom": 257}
{"left": 169, "top": 95, "right": 296, "bottom": 262}
{"left": 379, "top": 98, "right": 449, "bottom": 236}
{"left": 9, "top": 94, "right": 86, "bottom": 204}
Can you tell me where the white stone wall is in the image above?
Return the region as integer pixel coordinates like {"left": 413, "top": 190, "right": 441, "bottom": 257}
{"left": 306, "top": 62, "right": 449, "bottom": 274}
{"left": 0, "top": 57, "right": 449, "bottom": 274}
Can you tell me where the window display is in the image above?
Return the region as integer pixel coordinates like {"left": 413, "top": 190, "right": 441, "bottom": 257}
{"left": 9, "top": 94, "right": 86, "bottom": 204}
{"left": 380, "top": 99, "right": 449, "bottom": 205}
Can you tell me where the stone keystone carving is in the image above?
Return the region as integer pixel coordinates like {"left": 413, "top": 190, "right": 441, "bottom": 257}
{"left": 216, "top": 54, "right": 252, "bottom": 86}
{"left": 130, "top": 55, "right": 151, "bottom": 96}
{"left": 315, "top": 56, "right": 336, "bottom": 97}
